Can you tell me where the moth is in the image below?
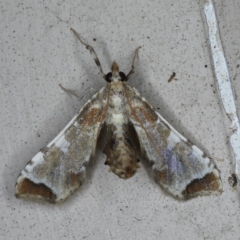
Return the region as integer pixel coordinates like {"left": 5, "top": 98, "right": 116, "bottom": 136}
{"left": 15, "top": 29, "right": 222, "bottom": 203}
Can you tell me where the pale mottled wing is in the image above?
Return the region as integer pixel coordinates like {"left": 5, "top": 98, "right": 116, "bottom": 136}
{"left": 15, "top": 85, "right": 110, "bottom": 203}
{"left": 124, "top": 84, "right": 222, "bottom": 199}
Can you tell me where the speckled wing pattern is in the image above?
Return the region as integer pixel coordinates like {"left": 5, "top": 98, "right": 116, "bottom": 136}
{"left": 15, "top": 85, "right": 110, "bottom": 203}
{"left": 124, "top": 84, "right": 222, "bottom": 199}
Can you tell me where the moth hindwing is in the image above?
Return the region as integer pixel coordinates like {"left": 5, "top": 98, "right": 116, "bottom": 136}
{"left": 15, "top": 29, "right": 222, "bottom": 203}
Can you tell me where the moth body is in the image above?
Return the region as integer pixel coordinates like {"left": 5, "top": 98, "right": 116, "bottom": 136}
{"left": 104, "top": 71, "right": 140, "bottom": 179}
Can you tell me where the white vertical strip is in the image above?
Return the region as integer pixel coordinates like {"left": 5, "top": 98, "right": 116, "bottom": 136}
{"left": 204, "top": 0, "right": 240, "bottom": 180}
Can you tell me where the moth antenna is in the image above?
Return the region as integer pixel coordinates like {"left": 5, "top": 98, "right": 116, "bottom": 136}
{"left": 70, "top": 28, "right": 106, "bottom": 80}
{"left": 126, "top": 46, "right": 141, "bottom": 81}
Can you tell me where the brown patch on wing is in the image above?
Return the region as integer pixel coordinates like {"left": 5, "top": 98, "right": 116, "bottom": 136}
{"left": 135, "top": 106, "right": 158, "bottom": 123}
{"left": 183, "top": 172, "right": 221, "bottom": 197}
{"left": 16, "top": 178, "right": 56, "bottom": 202}
{"left": 155, "top": 169, "right": 168, "bottom": 183}
{"left": 77, "top": 108, "right": 102, "bottom": 126}
{"left": 67, "top": 172, "right": 83, "bottom": 186}
{"left": 135, "top": 107, "right": 171, "bottom": 149}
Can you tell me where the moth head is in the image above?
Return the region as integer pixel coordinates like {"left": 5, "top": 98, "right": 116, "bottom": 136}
{"left": 108, "top": 159, "right": 140, "bottom": 179}
{"left": 105, "top": 62, "right": 126, "bottom": 83}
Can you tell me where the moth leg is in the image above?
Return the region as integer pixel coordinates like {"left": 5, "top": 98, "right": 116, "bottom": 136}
{"left": 59, "top": 84, "right": 96, "bottom": 101}
{"left": 70, "top": 28, "right": 106, "bottom": 79}
{"left": 126, "top": 46, "right": 141, "bottom": 81}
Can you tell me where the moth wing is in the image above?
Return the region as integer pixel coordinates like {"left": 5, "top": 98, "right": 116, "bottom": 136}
{"left": 124, "top": 84, "right": 222, "bottom": 199}
{"left": 15, "top": 85, "right": 110, "bottom": 203}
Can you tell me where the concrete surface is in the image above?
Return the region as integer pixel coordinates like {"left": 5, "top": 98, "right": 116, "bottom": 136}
{"left": 1, "top": 0, "right": 240, "bottom": 239}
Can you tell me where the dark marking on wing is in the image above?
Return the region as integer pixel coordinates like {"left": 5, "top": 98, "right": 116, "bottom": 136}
{"left": 183, "top": 172, "right": 221, "bottom": 197}
{"left": 15, "top": 178, "right": 57, "bottom": 203}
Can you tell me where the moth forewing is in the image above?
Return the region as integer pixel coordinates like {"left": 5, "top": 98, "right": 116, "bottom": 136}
{"left": 15, "top": 85, "right": 110, "bottom": 203}
{"left": 124, "top": 84, "right": 222, "bottom": 199}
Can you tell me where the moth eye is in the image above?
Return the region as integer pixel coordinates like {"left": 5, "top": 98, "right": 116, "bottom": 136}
{"left": 105, "top": 72, "right": 112, "bottom": 82}
{"left": 119, "top": 72, "right": 126, "bottom": 82}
